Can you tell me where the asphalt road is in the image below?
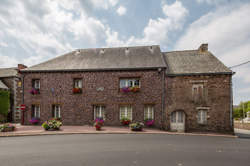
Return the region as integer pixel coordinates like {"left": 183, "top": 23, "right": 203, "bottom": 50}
{"left": 0, "top": 134, "right": 250, "bottom": 166}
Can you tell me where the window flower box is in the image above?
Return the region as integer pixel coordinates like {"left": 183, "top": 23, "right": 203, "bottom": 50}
{"left": 73, "top": 88, "right": 82, "bottom": 94}
{"left": 29, "top": 88, "right": 40, "bottom": 95}
{"left": 29, "top": 117, "right": 40, "bottom": 125}
{"left": 120, "top": 86, "right": 140, "bottom": 93}
{"left": 130, "top": 122, "right": 144, "bottom": 131}
{"left": 120, "top": 117, "right": 131, "bottom": 125}
{"left": 0, "top": 123, "right": 15, "bottom": 132}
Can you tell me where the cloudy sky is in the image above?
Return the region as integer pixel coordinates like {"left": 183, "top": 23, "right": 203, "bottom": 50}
{"left": 0, "top": 0, "right": 249, "bottom": 104}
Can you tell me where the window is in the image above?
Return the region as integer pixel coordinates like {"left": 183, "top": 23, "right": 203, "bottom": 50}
{"left": 120, "top": 78, "right": 140, "bottom": 88}
{"left": 144, "top": 105, "right": 154, "bottom": 120}
{"left": 120, "top": 105, "right": 132, "bottom": 120}
{"left": 192, "top": 84, "right": 204, "bottom": 103}
{"left": 94, "top": 105, "right": 105, "bottom": 120}
{"left": 73, "top": 79, "right": 82, "bottom": 94}
{"left": 31, "top": 105, "right": 40, "bottom": 118}
{"left": 197, "top": 110, "right": 207, "bottom": 124}
{"left": 32, "top": 79, "right": 40, "bottom": 90}
{"left": 52, "top": 105, "right": 61, "bottom": 118}
{"left": 74, "top": 79, "right": 82, "bottom": 88}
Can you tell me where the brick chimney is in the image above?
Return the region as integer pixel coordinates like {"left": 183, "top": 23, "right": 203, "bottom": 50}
{"left": 198, "top": 43, "right": 208, "bottom": 52}
{"left": 18, "top": 64, "right": 27, "bottom": 70}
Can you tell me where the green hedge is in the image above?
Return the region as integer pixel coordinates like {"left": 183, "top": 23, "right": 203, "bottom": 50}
{"left": 0, "top": 90, "right": 10, "bottom": 117}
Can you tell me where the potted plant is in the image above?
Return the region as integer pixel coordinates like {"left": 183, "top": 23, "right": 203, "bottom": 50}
{"left": 94, "top": 118, "right": 104, "bottom": 130}
{"left": 144, "top": 118, "right": 154, "bottom": 127}
{"left": 121, "top": 87, "right": 130, "bottom": 93}
{"left": 130, "top": 122, "right": 144, "bottom": 131}
{"left": 42, "top": 119, "right": 62, "bottom": 131}
{"left": 29, "top": 117, "right": 40, "bottom": 125}
{"left": 120, "top": 117, "right": 131, "bottom": 125}
{"left": 0, "top": 123, "right": 15, "bottom": 132}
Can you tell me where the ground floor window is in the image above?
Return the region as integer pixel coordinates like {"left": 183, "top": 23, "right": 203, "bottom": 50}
{"left": 197, "top": 110, "right": 207, "bottom": 124}
{"left": 171, "top": 111, "right": 184, "bottom": 123}
{"left": 31, "top": 105, "right": 40, "bottom": 118}
{"left": 144, "top": 105, "right": 154, "bottom": 120}
{"left": 52, "top": 105, "right": 61, "bottom": 118}
{"left": 94, "top": 105, "right": 105, "bottom": 120}
{"left": 120, "top": 105, "right": 132, "bottom": 120}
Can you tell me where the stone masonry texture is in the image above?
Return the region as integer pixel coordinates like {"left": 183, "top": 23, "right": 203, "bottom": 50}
{"left": 23, "top": 70, "right": 164, "bottom": 127}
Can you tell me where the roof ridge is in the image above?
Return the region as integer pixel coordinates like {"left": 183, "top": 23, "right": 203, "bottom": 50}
{"left": 78, "top": 45, "right": 160, "bottom": 50}
{"left": 163, "top": 49, "right": 197, "bottom": 53}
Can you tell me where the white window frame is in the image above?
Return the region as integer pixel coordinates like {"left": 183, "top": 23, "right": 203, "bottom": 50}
{"left": 197, "top": 110, "right": 207, "bottom": 124}
{"left": 120, "top": 78, "right": 140, "bottom": 88}
{"left": 144, "top": 105, "right": 154, "bottom": 120}
{"left": 119, "top": 105, "right": 132, "bottom": 120}
{"left": 53, "top": 105, "right": 61, "bottom": 118}
{"left": 33, "top": 79, "right": 40, "bottom": 89}
{"left": 32, "top": 105, "right": 40, "bottom": 118}
{"left": 94, "top": 105, "right": 105, "bottom": 120}
{"left": 74, "top": 79, "right": 82, "bottom": 88}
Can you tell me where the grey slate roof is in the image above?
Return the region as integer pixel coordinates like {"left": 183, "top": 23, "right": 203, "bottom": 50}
{"left": 0, "top": 80, "right": 9, "bottom": 90}
{"left": 0, "top": 67, "right": 18, "bottom": 78}
{"left": 22, "top": 45, "right": 166, "bottom": 72}
{"left": 163, "top": 50, "right": 232, "bottom": 75}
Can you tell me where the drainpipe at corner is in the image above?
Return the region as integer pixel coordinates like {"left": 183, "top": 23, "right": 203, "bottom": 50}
{"left": 161, "top": 67, "right": 166, "bottom": 130}
{"left": 21, "top": 74, "right": 25, "bottom": 125}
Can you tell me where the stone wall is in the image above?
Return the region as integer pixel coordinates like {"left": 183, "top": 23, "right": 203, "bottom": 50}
{"left": 234, "top": 121, "right": 250, "bottom": 130}
{"left": 22, "top": 70, "right": 164, "bottom": 127}
{"left": 165, "top": 74, "right": 233, "bottom": 133}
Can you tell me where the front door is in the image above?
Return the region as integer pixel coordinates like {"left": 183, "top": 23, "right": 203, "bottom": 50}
{"left": 170, "top": 111, "right": 185, "bottom": 132}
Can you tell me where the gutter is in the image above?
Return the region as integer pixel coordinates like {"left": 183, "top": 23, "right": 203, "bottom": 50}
{"left": 166, "top": 72, "right": 234, "bottom": 77}
{"left": 20, "top": 67, "right": 166, "bottom": 73}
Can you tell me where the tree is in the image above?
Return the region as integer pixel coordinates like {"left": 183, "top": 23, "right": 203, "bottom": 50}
{"left": 233, "top": 101, "right": 250, "bottom": 119}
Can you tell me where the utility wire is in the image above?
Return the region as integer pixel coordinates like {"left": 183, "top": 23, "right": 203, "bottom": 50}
{"left": 229, "top": 61, "right": 250, "bottom": 69}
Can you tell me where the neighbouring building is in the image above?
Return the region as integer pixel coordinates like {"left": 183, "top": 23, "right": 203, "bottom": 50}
{"left": 0, "top": 64, "right": 27, "bottom": 122}
{"left": 20, "top": 44, "right": 234, "bottom": 133}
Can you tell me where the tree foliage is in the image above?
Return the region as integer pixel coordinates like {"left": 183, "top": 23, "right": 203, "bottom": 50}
{"left": 233, "top": 101, "right": 250, "bottom": 119}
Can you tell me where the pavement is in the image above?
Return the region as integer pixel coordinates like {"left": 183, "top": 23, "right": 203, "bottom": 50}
{"left": 234, "top": 128, "right": 250, "bottom": 138}
{"left": 0, "top": 134, "right": 249, "bottom": 166}
{"left": 0, "top": 124, "right": 237, "bottom": 138}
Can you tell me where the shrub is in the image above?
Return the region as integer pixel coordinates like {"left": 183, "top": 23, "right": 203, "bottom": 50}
{"left": 120, "top": 117, "right": 131, "bottom": 125}
{"left": 0, "top": 123, "right": 15, "bottom": 132}
{"left": 42, "top": 119, "right": 62, "bottom": 131}
{"left": 130, "top": 122, "right": 144, "bottom": 131}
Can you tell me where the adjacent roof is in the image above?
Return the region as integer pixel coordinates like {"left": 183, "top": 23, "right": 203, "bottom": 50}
{"left": 0, "top": 80, "right": 9, "bottom": 90}
{"left": 0, "top": 67, "right": 18, "bottom": 78}
{"left": 163, "top": 50, "right": 232, "bottom": 75}
{"left": 22, "top": 45, "right": 166, "bottom": 72}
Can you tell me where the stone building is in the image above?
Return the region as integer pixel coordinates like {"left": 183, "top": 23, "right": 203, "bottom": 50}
{"left": 0, "top": 64, "right": 27, "bottom": 122}
{"left": 20, "top": 44, "right": 234, "bottom": 133}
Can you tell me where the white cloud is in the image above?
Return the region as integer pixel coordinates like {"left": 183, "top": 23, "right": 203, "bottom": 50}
{"left": 196, "top": 0, "right": 228, "bottom": 5}
{"left": 106, "top": 0, "right": 188, "bottom": 47}
{"left": 116, "top": 6, "right": 127, "bottom": 16}
{"left": 0, "top": 55, "right": 18, "bottom": 67}
{"left": 90, "top": 0, "right": 119, "bottom": 10}
{"left": 175, "top": 2, "right": 250, "bottom": 104}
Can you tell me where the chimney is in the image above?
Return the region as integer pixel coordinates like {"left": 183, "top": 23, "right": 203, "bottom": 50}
{"left": 18, "top": 64, "right": 27, "bottom": 70}
{"left": 198, "top": 43, "right": 208, "bottom": 52}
